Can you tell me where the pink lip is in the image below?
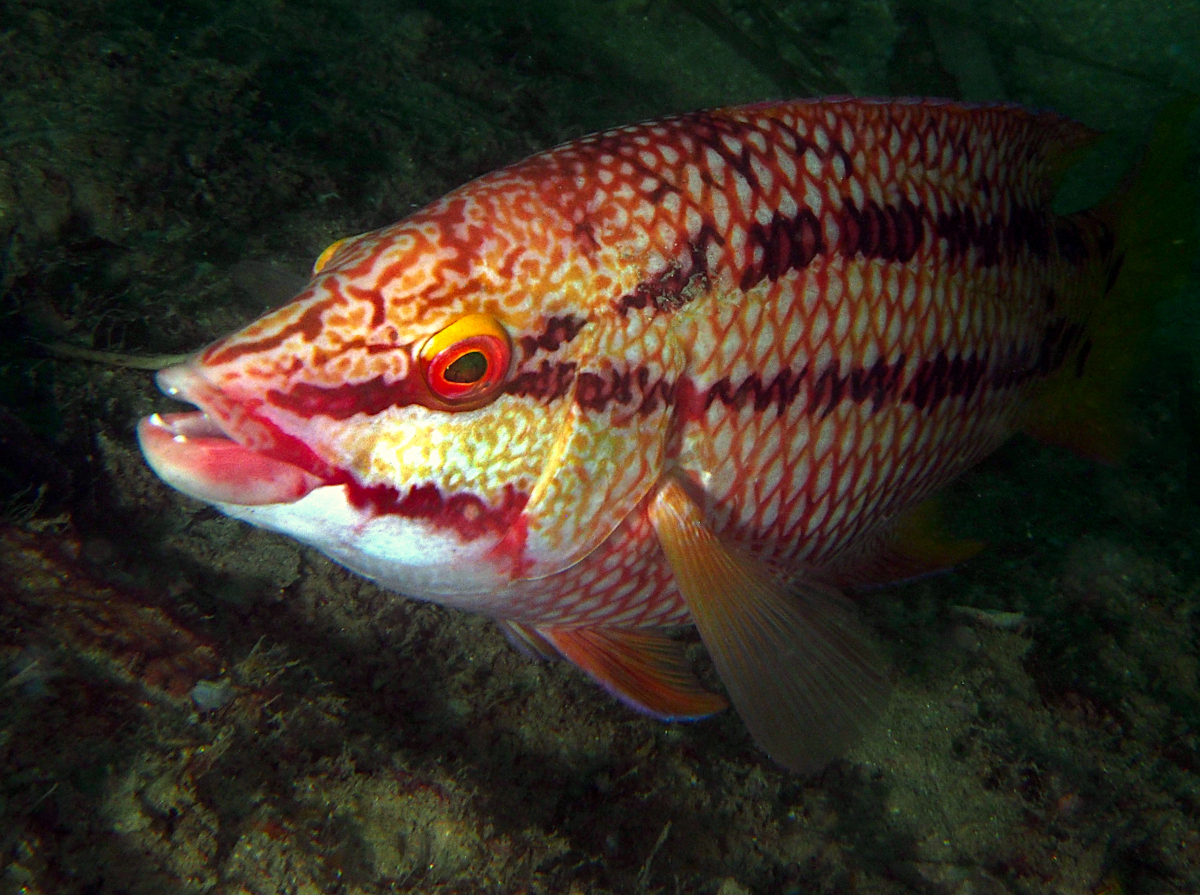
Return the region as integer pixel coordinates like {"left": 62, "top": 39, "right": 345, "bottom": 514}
{"left": 137, "top": 363, "right": 325, "bottom": 506}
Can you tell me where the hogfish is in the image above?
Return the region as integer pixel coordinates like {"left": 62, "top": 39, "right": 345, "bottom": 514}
{"left": 138, "top": 97, "right": 1195, "bottom": 771}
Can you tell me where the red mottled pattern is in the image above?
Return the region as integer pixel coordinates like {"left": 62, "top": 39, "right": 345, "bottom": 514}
{"left": 180, "top": 99, "right": 1114, "bottom": 630}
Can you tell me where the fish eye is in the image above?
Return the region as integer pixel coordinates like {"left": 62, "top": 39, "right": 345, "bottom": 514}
{"left": 419, "top": 314, "right": 511, "bottom": 406}
{"left": 443, "top": 350, "right": 489, "bottom": 384}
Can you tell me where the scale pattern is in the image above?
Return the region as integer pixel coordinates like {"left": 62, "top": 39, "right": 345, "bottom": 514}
{"left": 185, "top": 98, "right": 1115, "bottom": 629}
{"left": 486, "top": 99, "right": 1113, "bottom": 626}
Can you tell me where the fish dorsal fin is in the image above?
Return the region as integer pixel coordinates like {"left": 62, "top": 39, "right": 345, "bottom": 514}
{"left": 649, "top": 477, "right": 889, "bottom": 772}
{"left": 539, "top": 626, "right": 727, "bottom": 720}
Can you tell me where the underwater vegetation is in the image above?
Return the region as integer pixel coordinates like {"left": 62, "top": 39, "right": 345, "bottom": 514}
{"left": 0, "top": 0, "right": 1198, "bottom": 893}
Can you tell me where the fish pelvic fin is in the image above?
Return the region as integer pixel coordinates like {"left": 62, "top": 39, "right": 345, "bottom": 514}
{"left": 496, "top": 620, "right": 560, "bottom": 661}
{"left": 649, "top": 477, "right": 890, "bottom": 773}
{"left": 538, "top": 626, "right": 728, "bottom": 720}
{"left": 821, "top": 493, "right": 985, "bottom": 590}
{"left": 1024, "top": 96, "right": 1199, "bottom": 462}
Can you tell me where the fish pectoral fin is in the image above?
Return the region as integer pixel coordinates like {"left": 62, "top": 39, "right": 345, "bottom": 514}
{"left": 649, "top": 477, "right": 890, "bottom": 773}
{"left": 539, "top": 626, "right": 728, "bottom": 720}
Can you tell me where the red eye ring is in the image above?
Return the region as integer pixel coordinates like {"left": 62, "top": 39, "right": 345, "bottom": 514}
{"left": 419, "top": 314, "right": 511, "bottom": 406}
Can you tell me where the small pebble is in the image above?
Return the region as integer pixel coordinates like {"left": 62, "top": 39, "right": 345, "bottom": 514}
{"left": 717, "top": 879, "right": 751, "bottom": 895}
{"left": 191, "top": 678, "right": 235, "bottom": 711}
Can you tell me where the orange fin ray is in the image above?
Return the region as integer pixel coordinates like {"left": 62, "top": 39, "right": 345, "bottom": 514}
{"left": 539, "top": 626, "right": 728, "bottom": 720}
{"left": 649, "top": 478, "right": 890, "bottom": 773}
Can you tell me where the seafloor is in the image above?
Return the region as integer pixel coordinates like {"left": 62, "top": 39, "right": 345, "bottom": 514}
{"left": 1, "top": 0, "right": 1199, "bottom": 893}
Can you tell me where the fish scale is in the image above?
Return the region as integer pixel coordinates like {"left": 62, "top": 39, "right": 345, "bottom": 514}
{"left": 138, "top": 96, "right": 1195, "bottom": 770}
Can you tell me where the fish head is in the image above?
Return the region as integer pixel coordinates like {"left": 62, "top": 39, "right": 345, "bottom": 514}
{"left": 138, "top": 165, "right": 681, "bottom": 611}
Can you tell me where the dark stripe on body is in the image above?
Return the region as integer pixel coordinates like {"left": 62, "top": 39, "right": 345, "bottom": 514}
{"left": 505, "top": 360, "right": 577, "bottom": 402}
{"left": 606, "top": 111, "right": 1109, "bottom": 312}
{"left": 838, "top": 199, "right": 923, "bottom": 266}
{"left": 516, "top": 314, "right": 588, "bottom": 359}
{"left": 741, "top": 209, "right": 824, "bottom": 291}
{"left": 575, "top": 366, "right": 675, "bottom": 416}
{"left": 615, "top": 196, "right": 1092, "bottom": 313}
{"left": 572, "top": 315, "right": 1087, "bottom": 420}
{"left": 266, "top": 305, "right": 1086, "bottom": 422}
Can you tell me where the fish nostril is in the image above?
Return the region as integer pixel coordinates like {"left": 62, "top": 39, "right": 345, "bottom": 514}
{"left": 155, "top": 362, "right": 200, "bottom": 399}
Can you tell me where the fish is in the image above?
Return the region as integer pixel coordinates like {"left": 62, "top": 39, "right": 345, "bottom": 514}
{"left": 137, "top": 96, "right": 1196, "bottom": 772}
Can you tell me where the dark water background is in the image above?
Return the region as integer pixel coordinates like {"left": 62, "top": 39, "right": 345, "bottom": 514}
{"left": 0, "top": 1, "right": 1198, "bottom": 893}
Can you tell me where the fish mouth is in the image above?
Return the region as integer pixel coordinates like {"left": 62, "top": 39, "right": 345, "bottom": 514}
{"left": 137, "top": 362, "right": 327, "bottom": 507}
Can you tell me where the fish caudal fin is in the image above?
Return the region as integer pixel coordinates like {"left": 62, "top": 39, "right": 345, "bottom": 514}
{"left": 538, "top": 626, "right": 728, "bottom": 720}
{"left": 649, "top": 478, "right": 889, "bottom": 773}
{"left": 1024, "top": 97, "right": 1199, "bottom": 462}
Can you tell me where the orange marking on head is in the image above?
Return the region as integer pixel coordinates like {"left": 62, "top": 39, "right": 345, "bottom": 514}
{"left": 204, "top": 294, "right": 343, "bottom": 366}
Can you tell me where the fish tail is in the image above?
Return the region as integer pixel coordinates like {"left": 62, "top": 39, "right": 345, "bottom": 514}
{"left": 1024, "top": 96, "right": 1199, "bottom": 462}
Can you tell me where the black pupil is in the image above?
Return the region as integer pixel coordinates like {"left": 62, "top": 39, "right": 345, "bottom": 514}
{"left": 443, "top": 350, "right": 488, "bottom": 384}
